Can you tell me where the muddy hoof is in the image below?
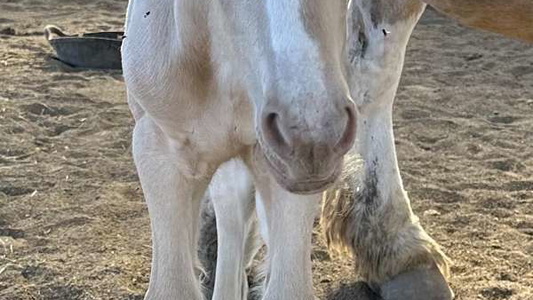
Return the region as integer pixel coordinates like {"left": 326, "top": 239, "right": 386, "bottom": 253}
{"left": 379, "top": 265, "right": 453, "bottom": 300}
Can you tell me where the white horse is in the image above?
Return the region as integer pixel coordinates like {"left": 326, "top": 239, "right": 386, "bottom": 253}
{"left": 121, "top": 0, "right": 533, "bottom": 299}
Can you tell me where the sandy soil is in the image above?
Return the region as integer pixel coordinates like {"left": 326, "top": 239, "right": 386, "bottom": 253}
{"left": 0, "top": 1, "right": 532, "bottom": 299}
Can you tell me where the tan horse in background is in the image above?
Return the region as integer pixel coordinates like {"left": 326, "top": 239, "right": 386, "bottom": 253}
{"left": 121, "top": 0, "right": 532, "bottom": 299}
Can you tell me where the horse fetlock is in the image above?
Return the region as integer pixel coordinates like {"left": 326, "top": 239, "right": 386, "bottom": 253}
{"left": 356, "top": 223, "right": 453, "bottom": 299}
{"left": 355, "top": 221, "right": 451, "bottom": 287}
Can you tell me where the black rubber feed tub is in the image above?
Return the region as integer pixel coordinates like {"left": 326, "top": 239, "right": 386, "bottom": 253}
{"left": 45, "top": 25, "right": 124, "bottom": 70}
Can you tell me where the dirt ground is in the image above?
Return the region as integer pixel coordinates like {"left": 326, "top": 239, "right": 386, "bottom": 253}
{"left": 0, "top": 1, "right": 532, "bottom": 299}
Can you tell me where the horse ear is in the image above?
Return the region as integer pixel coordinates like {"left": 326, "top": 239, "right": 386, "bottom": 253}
{"left": 424, "top": 0, "right": 533, "bottom": 43}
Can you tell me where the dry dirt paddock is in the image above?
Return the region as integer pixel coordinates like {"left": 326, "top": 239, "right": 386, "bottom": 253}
{"left": 0, "top": 0, "right": 532, "bottom": 299}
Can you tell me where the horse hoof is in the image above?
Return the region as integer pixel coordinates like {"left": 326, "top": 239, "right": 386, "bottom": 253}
{"left": 378, "top": 265, "right": 453, "bottom": 300}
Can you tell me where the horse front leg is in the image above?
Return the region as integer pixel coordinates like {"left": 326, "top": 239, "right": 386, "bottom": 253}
{"left": 249, "top": 152, "right": 320, "bottom": 300}
{"left": 322, "top": 105, "right": 453, "bottom": 300}
{"left": 133, "top": 116, "right": 210, "bottom": 300}
{"left": 320, "top": 3, "right": 454, "bottom": 298}
{"left": 208, "top": 157, "right": 260, "bottom": 300}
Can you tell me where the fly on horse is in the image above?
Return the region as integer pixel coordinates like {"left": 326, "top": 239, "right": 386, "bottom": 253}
{"left": 121, "top": 0, "right": 533, "bottom": 299}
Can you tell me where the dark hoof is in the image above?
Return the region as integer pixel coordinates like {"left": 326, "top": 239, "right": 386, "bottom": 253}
{"left": 326, "top": 281, "right": 381, "bottom": 300}
{"left": 379, "top": 265, "right": 453, "bottom": 300}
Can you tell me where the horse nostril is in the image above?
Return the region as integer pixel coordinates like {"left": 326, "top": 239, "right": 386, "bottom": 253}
{"left": 263, "top": 112, "right": 289, "bottom": 150}
{"left": 335, "top": 105, "right": 357, "bottom": 154}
